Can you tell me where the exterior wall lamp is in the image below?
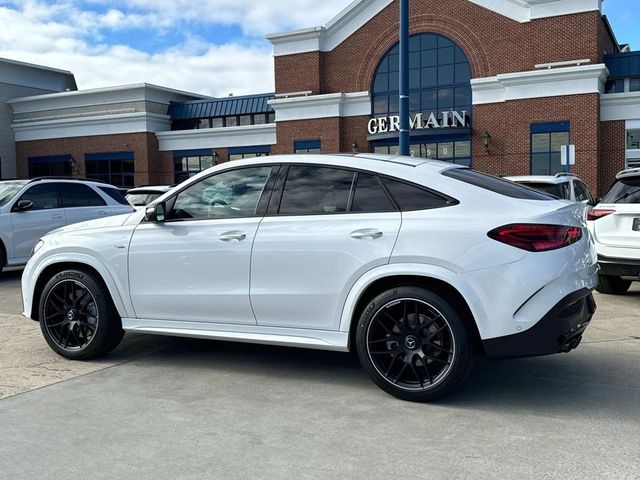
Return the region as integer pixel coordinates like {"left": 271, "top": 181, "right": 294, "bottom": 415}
{"left": 351, "top": 142, "right": 358, "bottom": 153}
{"left": 481, "top": 131, "right": 492, "bottom": 152}
{"left": 212, "top": 151, "right": 219, "bottom": 164}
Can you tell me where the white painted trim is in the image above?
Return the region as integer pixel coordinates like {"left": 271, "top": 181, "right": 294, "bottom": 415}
{"left": 156, "top": 124, "right": 276, "bottom": 152}
{"left": 626, "top": 150, "right": 640, "bottom": 160}
{"left": 626, "top": 119, "right": 640, "bottom": 130}
{"left": 268, "top": 91, "right": 371, "bottom": 121}
{"left": 8, "top": 83, "right": 204, "bottom": 113}
{"left": 267, "top": 0, "right": 393, "bottom": 56}
{"left": 12, "top": 112, "right": 171, "bottom": 142}
{"left": 268, "top": 0, "right": 601, "bottom": 56}
{"left": 472, "top": 64, "right": 608, "bottom": 104}
{"left": 601, "top": 94, "right": 640, "bottom": 122}
{"left": 469, "top": 0, "right": 600, "bottom": 23}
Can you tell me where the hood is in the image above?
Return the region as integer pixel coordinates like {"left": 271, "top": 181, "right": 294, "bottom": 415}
{"left": 46, "top": 212, "right": 134, "bottom": 236}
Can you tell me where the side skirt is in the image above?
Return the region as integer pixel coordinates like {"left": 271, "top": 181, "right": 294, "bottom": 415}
{"left": 122, "top": 318, "right": 350, "bottom": 352}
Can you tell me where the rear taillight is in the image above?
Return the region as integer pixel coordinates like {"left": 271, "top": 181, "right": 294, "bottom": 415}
{"left": 488, "top": 224, "right": 583, "bottom": 252}
{"left": 587, "top": 209, "right": 615, "bottom": 221}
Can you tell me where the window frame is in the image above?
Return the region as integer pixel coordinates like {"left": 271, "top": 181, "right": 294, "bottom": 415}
{"left": 530, "top": 122, "right": 570, "bottom": 176}
{"left": 158, "top": 164, "right": 281, "bottom": 224}
{"left": 265, "top": 163, "right": 457, "bottom": 217}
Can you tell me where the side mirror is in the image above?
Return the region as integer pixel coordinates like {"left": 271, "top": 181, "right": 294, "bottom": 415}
{"left": 14, "top": 200, "right": 33, "bottom": 212}
{"left": 145, "top": 202, "right": 166, "bottom": 222}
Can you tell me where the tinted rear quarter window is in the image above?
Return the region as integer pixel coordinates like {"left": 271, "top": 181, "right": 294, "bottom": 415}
{"left": 602, "top": 177, "right": 640, "bottom": 204}
{"left": 381, "top": 177, "right": 453, "bottom": 211}
{"left": 444, "top": 169, "right": 553, "bottom": 200}
{"left": 61, "top": 183, "right": 106, "bottom": 207}
{"left": 99, "top": 186, "right": 130, "bottom": 205}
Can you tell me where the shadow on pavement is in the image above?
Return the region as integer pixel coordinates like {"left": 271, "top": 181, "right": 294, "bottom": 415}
{"left": 125, "top": 335, "right": 638, "bottom": 420}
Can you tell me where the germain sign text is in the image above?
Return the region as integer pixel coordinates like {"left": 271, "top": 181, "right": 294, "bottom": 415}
{"left": 368, "top": 111, "right": 467, "bottom": 135}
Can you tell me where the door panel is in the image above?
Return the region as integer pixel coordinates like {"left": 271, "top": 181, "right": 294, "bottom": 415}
{"left": 250, "top": 212, "right": 401, "bottom": 330}
{"left": 127, "top": 165, "right": 274, "bottom": 324}
{"left": 10, "top": 183, "right": 65, "bottom": 263}
{"left": 128, "top": 218, "right": 261, "bottom": 324}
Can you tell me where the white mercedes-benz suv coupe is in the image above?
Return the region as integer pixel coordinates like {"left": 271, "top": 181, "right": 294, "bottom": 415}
{"left": 22, "top": 154, "right": 597, "bottom": 401}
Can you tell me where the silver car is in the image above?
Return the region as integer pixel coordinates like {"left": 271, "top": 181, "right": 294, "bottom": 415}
{"left": 0, "top": 178, "right": 134, "bottom": 269}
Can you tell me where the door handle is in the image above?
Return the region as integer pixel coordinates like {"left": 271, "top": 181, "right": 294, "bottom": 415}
{"left": 51, "top": 213, "right": 63, "bottom": 219}
{"left": 350, "top": 229, "right": 383, "bottom": 240}
{"left": 219, "top": 231, "right": 247, "bottom": 242}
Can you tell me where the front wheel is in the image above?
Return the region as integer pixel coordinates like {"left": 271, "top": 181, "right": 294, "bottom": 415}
{"left": 39, "top": 269, "right": 124, "bottom": 359}
{"left": 356, "top": 286, "right": 475, "bottom": 402}
{"left": 596, "top": 274, "right": 632, "bottom": 295}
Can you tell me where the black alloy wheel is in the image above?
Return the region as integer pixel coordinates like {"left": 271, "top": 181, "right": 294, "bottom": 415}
{"left": 356, "top": 286, "right": 475, "bottom": 402}
{"left": 39, "top": 269, "right": 124, "bottom": 359}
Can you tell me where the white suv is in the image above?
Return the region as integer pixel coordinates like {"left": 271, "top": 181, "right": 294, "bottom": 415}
{"left": 22, "top": 155, "right": 597, "bottom": 401}
{"left": 588, "top": 168, "right": 640, "bottom": 294}
{"left": 0, "top": 178, "right": 134, "bottom": 269}
{"left": 506, "top": 173, "right": 595, "bottom": 203}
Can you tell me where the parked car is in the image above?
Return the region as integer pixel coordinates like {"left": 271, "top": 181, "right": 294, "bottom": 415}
{"left": 506, "top": 173, "right": 595, "bottom": 203}
{"left": 22, "top": 155, "right": 597, "bottom": 401}
{"left": 0, "top": 177, "right": 134, "bottom": 269}
{"left": 588, "top": 168, "right": 640, "bottom": 294}
{"left": 125, "top": 185, "right": 172, "bottom": 208}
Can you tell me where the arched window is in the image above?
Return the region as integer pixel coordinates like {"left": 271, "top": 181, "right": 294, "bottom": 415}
{"left": 371, "top": 33, "right": 472, "bottom": 165}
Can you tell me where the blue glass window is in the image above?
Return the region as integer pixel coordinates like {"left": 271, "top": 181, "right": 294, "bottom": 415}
{"left": 371, "top": 33, "right": 472, "bottom": 120}
{"left": 530, "top": 122, "right": 570, "bottom": 175}
{"left": 85, "top": 152, "right": 135, "bottom": 188}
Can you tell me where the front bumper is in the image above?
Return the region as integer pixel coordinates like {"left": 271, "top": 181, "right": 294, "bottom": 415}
{"left": 597, "top": 255, "right": 640, "bottom": 278}
{"left": 483, "top": 288, "right": 596, "bottom": 359}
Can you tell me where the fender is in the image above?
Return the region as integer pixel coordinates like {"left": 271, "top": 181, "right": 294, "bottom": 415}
{"left": 24, "top": 252, "right": 134, "bottom": 319}
{"left": 338, "top": 262, "right": 488, "bottom": 336}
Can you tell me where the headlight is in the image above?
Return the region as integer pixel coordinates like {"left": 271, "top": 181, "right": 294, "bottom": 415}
{"left": 31, "top": 240, "right": 44, "bottom": 257}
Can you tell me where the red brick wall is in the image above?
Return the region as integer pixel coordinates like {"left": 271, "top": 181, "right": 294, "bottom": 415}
{"left": 472, "top": 94, "right": 601, "bottom": 194}
{"left": 16, "top": 133, "right": 163, "bottom": 187}
{"left": 275, "top": 0, "right": 602, "bottom": 95}
{"left": 598, "top": 121, "right": 626, "bottom": 195}
{"left": 275, "top": 51, "right": 322, "bottom": 95}
{"left": 272, "top": 118, "right": 342, "bottom": 154}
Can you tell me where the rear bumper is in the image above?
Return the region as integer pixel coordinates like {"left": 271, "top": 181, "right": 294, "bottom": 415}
{"left": 483, "top": 288, "right": 596, "bottom": 359}
{"left": 597, "top": 255, "right": 640, "bottom": 277}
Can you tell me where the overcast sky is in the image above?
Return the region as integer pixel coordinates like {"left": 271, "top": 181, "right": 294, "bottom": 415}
{"left": 0, "top": 0, "right": 635, "bottom": 97}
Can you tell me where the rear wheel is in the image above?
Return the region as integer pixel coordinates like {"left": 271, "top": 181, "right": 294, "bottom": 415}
{"left": 0, "top": 244, "right": 5, "bottom": 273}
{"left": 39, "top": 269, "right": 124, "bottom": 359}
{"left": 356, "top": 286, "right": 475, "bottom": 402}
{"left": 596, "top": 274, "right": 632, "bottom": 295}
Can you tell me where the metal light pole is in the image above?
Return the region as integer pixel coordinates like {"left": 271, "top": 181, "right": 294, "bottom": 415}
{"left": 398, "top": 0, "right": 410, "bottom": 156}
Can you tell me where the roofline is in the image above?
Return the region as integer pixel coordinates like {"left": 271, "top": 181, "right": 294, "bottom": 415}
{"left": 173, "top": 92, "right": 275, "bottom": 105}
{"left": 7, "top": 82, "right": 206, "bottom": 104}
{"left": 602, "top": 14, "right": 621, "bottom": 53}
{"left": 0, "top": 56, "right": 74, "bottom": 77}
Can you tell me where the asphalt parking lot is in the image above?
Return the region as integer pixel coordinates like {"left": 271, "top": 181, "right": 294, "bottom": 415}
{"left": 0, "top": 269, "right": 638, "bottom": 479}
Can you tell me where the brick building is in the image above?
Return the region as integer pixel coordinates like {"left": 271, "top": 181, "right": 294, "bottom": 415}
{"left": 5, "top": 0, "right": 640, "bottom": 195}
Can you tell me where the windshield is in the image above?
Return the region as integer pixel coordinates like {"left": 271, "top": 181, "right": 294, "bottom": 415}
{"left": 0, "top": 181, "right": 27, "bottom": 207}
{"left": 602, "top": 177, "right": 640, "bottom": 204}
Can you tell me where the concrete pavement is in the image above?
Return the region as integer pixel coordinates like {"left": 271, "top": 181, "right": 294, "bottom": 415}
{"left": 0, "top": 271, "right": 638, "bottom": 479}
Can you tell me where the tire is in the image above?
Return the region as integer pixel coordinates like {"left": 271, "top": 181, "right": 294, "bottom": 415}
{"left": 38, "top": 269, "right": 124, "bottom": 360}
{"left": 596, "top": 274, "right": 632, "bottom": 295}
{"left": 356, "top": 286, "right": 475, "bottom": 402}
{"left": 0, "top": 244, "right": 5, "bottom": 273}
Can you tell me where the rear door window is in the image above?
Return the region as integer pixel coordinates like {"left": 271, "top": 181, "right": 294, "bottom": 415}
{"left": 278, "top": 166, "right": 355, "bottom": 215}
{"left": 61, "top": 183, "right": 106, "bottom": 207}
{"left": 351, "top": 173, "right": 396, "bottom": 213}
{"left": 602, "top": 177, "right": 640, "bottom": 204}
